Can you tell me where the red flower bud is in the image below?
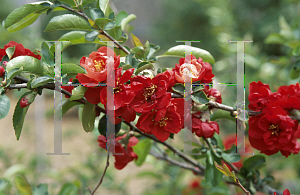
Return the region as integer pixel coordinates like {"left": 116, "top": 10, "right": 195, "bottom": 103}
{"left": 20, "top": 97, "right": 30, "bottom": 108}
{"left": 2, "top": 61, "right": 7, "bottom": 67}
{"left": 0, "top": 66, "right": 5, "bottom": 77}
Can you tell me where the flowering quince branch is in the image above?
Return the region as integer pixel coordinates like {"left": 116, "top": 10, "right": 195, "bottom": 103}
{"left": 1, "top": 2, "right": 300, "bottom": 194}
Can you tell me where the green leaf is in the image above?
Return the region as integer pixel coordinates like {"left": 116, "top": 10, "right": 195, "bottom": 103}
{"left": 210, "top": 109, "right": 235, "bottom": 122}
{"left": 5, "top": 47, "right": 15, "bottom": 60}
{"left": 125, "top": 54, "right": 139, "bottom": 69}
{"left": 6, "top": 67, "right": 23, "bottom": 85}
{"left": 58, "top": 0, "right": 77, "bottom": 6}
{"left": 31, "top": 76, "right": 54, "bottom": 88}
{"left": 61, "top": 63, "right": 86, "bottom": 75}
{"left": 84, "top": 30, "right": 99, "bottom": 42}
{"left": 90, "top": 8, "right": 104, "bottom": 20}
{"left": 14, "top": 174, "right": 32, "bottom": 195}
{"left": 108, "top": 12, "right": 115, "bottom": 20}
{"left": 264, "top": 33, "right": 285, "bottom": 44}
{"left": 4, "top": 3, "right": 49, "bottom": 28}
{"left": 82, "top": 0, "right": 97, "bottom": 7}
{"left": 121, "top": 64, "right": 133, "bottom": 70}
{"left": 41, "top": 42, "right": 54, "bottom": 67}
{"left": 58, "top": 183, "right": 78, "bottom": 195}
{"left": 69, "top": 86, "right": 87, "bottom": 101}
{"left": 104, "top": 21, "right": 116, "bottom": 30}
{"left": 6, "top": 56, "right": 44, "bottom": 76}
{"left": 81, "top": 101, "right": 95, "bottom": 132}
{"left": 243, "top": 155, "right": 266, "bottom": 172}
{"left": 95, "top": 18, "right": 112, "bottom": 29}
{"left": 172, "top": 83, "right": 185, "bottom": 94}
{"left": 115, "top": 11, "right": 128, "bottom": 26}
{"left": 132, "top": 139, "right": 152, "bottom": 166}
{"left": 205, "top": 150, "right": 223, "bottom": 186}
{"left": 98, "top": 115, "right": 121, "bottom": 136}
{"left": 13, "top": 91, "right": 32, "bottom": 140}
{"left": 161, "top": 45, "right": 215, "bottom": 64}
{"left": 222, "top": 152, "right": 241, "bottom": 163}
{"left": 191, "top": 90, "right": 209, "bottom": 104}
{"left": 135, "top": 63, "right": 154, "bottom": 75}
{"left": 147, "top": 44, "right": 160, "bottom": 60}
{"left": 121, "top": 14, "right": 136, "bottom": 31}
{"left": 99, "top": 0, "right": 109, "bottom": 14}
{"left": 61, "top": 99, "right": 81, "bottom": 117}
{"left": 0, "top": 94, "right": 10, "bottom": 119}
{"left": 45, "top": 14, "right": 92, "bottom": 32}
{"left": 32, "top": 184, "right": 49, "bottom": 195}
{"left": 192, "top": 85, "right": 204, "bottom": 92}
{"left": 7, "top": 13, "right": 40, "bottom": 33}
{"left": 131, "top": 33, "right": 143, "bottom": 47}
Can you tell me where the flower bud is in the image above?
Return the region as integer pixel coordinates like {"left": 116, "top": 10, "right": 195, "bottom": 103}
{"left": 20, "top": 97, "right": 30, "bottom": 108}
{"left": 2, "top": 61, "right": 7, "bottom": 67}
{"left": 19, "top": 92, "right": 37, "bottom": 108}
{"left": 0, "top": 66, "right": 5, "bottom": 77}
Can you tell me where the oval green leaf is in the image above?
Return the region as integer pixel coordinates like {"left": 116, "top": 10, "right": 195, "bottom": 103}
{"left": 14, "top": 174, "right": 32, "bottom": 195}
{"left": 132, "top": 139, "right": 152, "bottom": 166}
{"left": 31, "top": 76, "right": 54, "bottom": 88}
{"left": 6, "top": 56, "right": 44, "bottom": 76}
{"left": 161, "top": 45, "right": 215, "bottom": 64}
{"left": 82, "top": 101, "right": 95, "bottom": 132}
{"left": 69, "top": 86, "right": 87, "bottom": 101}
{"left": 45, "top": 14, "right": 92, "bottom": 32}
{"left": 61, "top": 63, "right": 86, "bottom": 75}
{"left": 0, "top": 94, "right": 10, "bottom": 119}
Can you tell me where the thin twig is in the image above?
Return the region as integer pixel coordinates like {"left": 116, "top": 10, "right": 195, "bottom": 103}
{"left": 91, "top": 152, "right": 110, "bottom": 195}
{"left": 59, "top": 4, "right": 89, "bottom": 20}
{"left": 149, "top": 149, "right": 203, "bottom": 175}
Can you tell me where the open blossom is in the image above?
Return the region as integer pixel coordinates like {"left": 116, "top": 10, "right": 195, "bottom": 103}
{"left": 173, "top": 55, "right": 214, "bottom": 83}
{"left": 97, "top": 134, "right": 138, "bottom": 170}
{"left": 248, "top": 81, "right": 280, "bottom": 111}
{"left": 136, "top": 98, "right": 184, "bottom": 141}
{"left": 130, "top": 75, "right": 171, "bottom": 114}
{"left": 248, "top": 106, "right": 300, "bottom": 157}
{"left": 77, "top": 46, "right": 120, "bottom": 83}
{"left": 100, "top": 68, "right": 140, "bottom": 124}
{"left": 276, "top": 83, "right": 300, "bottom": 111}
{"left": 0, "top": 41, "right": 41, "bottom": 60}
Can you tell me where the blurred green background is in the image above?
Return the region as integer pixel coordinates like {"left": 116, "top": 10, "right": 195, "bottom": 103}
{"left": 0, "top": 0, "right": 300, "bottom": 194}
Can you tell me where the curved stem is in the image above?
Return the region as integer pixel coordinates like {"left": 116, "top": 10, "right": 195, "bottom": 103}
{"left": 91, "top": 152, "right": 110, "bottom": 195}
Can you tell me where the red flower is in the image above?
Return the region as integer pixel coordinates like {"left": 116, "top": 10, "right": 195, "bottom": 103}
{"left": 0, "top": 66, "right": 4, "bottom": 77}
{"left": 77, "top": 46, "right": 120, "bottom": 83}
{"left": 203, "top": 85, "right": 222, "bottom": 104}
{"left": 156, "top": 70, "right": 176, "bottom": 92}
{"left": 248, "top": 81, "right": 280, "bottom": 111}
{"left": 97, "top": 134, "right": 138, "bottom": 170}
{"left": 274, "top": 189, "right": 291, "bottom": 195}
{"left": 136, "top": 98, "right": 184, "bottom": 142}
{"left": 276, "top": 83, "right": 300, "bottom": 110}
{"left": 0, "top": 41, "right": 41, "bottom": 60}
{"left": 192, "top": 117, "right": 219, "bottom": 138}
{"left": 130, "top": 75, "right": 171, "bottom": 114}
{"left": 173, "top": 55, "right": 214, "bottom": 83}
{"left": 248, "top": 106, "right": 300, "bottom": 157}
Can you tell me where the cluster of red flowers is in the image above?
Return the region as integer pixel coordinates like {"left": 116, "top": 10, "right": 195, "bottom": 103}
{"left": 66, "top": 47, "right": 221, "bottom": 143}
{"left": 248, "top": 81, "right": 300, "bottom": 157}
{"left": 66, "top": 47, "right": 222, "bottom": 169}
